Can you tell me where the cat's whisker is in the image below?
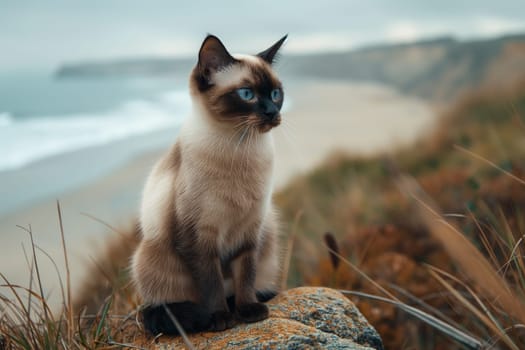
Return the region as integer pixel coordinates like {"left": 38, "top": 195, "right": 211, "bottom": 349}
{"left": 283, "top": 116, "right": 299, "bottom": 129}
{"left": 247, "top": 124, "right": 259, "bottom": 154}
{"left": 240, "top": 125, "right": 254, "bottom": 161}
{"left": 230, "top": 124, "right": 252, "bottom": 172}
{"left": 232, "top": 119, "right": 252, "bottom": 130}
{"left": 280, "top": 118, "right": 299, "bottom": 139}
{"left": 227, "top": 121, "right": 250, "bottom": 151}
{"left": 225, "top": 119, "right": 256, "bottom": 157}
{"left": 279, "top": 122, "right": 299, "bottom": 151}
{"left": 233, "top": 119, "right": 255, "bottom": 137}
{"left": 238, "top": 126, "right": 250, "bottom": 147}
{"left": 243, "top": 126, "right": 256, "bottom": 165}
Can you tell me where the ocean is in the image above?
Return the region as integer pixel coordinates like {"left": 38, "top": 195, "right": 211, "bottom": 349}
{"left": 0, "top": 70, "right": 191, "bottom": 216}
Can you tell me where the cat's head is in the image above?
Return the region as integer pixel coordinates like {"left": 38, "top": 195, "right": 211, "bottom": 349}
{"left": 190, "top": 34, "right": 287, "bottom": 133}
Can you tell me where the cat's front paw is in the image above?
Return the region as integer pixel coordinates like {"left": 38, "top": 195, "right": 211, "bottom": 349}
{"left": 209, "top": 310, "right": 236, "bottom": 331}
{"left": 236, "top": 302, "right": 269, "bottom": 323}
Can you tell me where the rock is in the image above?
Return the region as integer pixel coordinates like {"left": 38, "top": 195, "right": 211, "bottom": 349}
{"left": 155, "top": 287, "right": 383, "bottom": 350}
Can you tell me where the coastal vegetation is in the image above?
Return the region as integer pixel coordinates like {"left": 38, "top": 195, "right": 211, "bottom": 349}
{"left": 276, "top": 79, "right": 525, "bottom": 349}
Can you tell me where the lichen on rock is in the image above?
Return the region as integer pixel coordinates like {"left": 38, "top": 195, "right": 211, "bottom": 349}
{"left": 155, "top": 287, "right": 383, "bottom": 350}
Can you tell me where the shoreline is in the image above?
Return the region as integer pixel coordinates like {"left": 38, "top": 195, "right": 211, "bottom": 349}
{"left": 0, "top": 78, "right": 435, "bottom": 307}
{"left": 0, "top": 127, "right": 180, "bottom": 219}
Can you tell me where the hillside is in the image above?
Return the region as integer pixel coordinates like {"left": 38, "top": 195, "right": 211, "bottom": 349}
{"left": 285, "top": 34, "right": 525, "bottom": 100}
{"left": 56, "top": 57, "right": 194, "bottom": 80}
{"left": 56, "top": 33, "right": 525, "bottom": 101}
{"left": 275, "top": 79, "right": 525, "bottom": 348}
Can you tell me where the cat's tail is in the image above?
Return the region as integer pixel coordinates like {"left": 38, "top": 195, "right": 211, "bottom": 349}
{"left": 72, "top": 221, "right": 141, "bottom": 316}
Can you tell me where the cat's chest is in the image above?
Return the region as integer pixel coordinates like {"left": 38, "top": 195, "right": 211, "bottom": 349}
{"left": 181, "top": 148, "right": 272, "bottom": 233}
{"left": 185, "top": 134, "right": 272, "bottom": 194}
{"left": 183, "top": 175, "right": 269, "bottom": 245}
{"left": 190, "top": 158, "right": 270, "bottom": 214}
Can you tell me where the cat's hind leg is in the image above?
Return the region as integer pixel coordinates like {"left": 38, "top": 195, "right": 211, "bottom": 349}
{"left": 254, "top": 217, "right": 281, "bottom": 303}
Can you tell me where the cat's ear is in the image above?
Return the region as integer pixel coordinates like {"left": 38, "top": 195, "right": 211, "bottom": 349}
{"left": 198, "top": 35, "right": 236, "bottom": 76}
{"left": 257, "top": 35, "right": 287, "bottom": 64}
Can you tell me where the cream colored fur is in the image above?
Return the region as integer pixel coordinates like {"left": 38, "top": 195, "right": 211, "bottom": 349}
{"left": 131, "top": 54, "right": 281, "bottom": 305}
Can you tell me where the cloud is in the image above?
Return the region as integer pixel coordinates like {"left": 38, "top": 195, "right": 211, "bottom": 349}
{"left": 473, "top": 16, "right": 525, "bottom": 36}
{"left": 284, "top": 33, "right": 354, "bottom": 53}
{"left": 385, "top": 22, "right": 421, "bottom": 42}
{"left": 384, "top": 16, "right": 525, "bottom": 45}
{"left": 383, "top": 20, "right": 456, "bottom": 44}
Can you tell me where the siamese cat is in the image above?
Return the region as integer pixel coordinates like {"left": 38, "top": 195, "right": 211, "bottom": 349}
{"left": 131, "top": 34, "right": 287, "bottom": 335}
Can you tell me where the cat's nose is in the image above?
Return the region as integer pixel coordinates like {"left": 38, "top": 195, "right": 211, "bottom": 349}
{"left": 262, "top": 101, "right": 279, "bottom": 121}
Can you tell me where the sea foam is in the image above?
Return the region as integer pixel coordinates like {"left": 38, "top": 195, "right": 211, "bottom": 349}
{"left": 0, "top": 90, "right": 190, "bottom": 172}
{"left": 0, "top": 112, "right": 13, "bottom": 127}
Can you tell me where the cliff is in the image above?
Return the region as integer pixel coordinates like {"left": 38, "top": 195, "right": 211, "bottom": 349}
{"left": 55, "top": 33, "right": 525, "bottom": 101}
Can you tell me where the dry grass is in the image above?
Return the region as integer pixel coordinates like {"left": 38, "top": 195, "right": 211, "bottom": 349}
{"left": 0, "top": 203, "right": 148, "bottom": 350}
{"left": 275, "top": 79, "right": 525, "bottom": 349}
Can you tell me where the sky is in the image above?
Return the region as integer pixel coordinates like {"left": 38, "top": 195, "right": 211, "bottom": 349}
{"left": 1, "top": 0, "right": 525, "bottom": 71}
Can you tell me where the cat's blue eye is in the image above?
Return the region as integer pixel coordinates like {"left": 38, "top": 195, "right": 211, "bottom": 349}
{"left": 270, "top": 88, "right": 282, "bottom": 102}
{"left": 237, "top": 88, "right": 255, "bottom": 101}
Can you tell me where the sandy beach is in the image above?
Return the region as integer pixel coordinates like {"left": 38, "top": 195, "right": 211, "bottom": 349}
{"left": 0, "top": 79, "right": 434, "bottom": 306}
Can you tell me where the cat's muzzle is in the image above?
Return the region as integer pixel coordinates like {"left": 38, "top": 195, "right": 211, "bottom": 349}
{"left": 259, "top": 113, "right": 281, "bottom": 133}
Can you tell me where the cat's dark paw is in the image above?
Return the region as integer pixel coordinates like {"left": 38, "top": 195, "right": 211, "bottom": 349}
{"left": 256, "top": 290, "right": 278, "bottom": 302}
{"left": 226, "top": 295, "right": 236, "bottom": 312}
{"left": 228, "top": 290, "right": 278, "bottom": 310}
{"left": 236, "top": 302, "right": 269, "bottom": 323}
{"left": 209, "top": 310, "right": 236, "bottom": 331}
{"left": 141, "top": 301, "right": 211, "bottom": 336}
